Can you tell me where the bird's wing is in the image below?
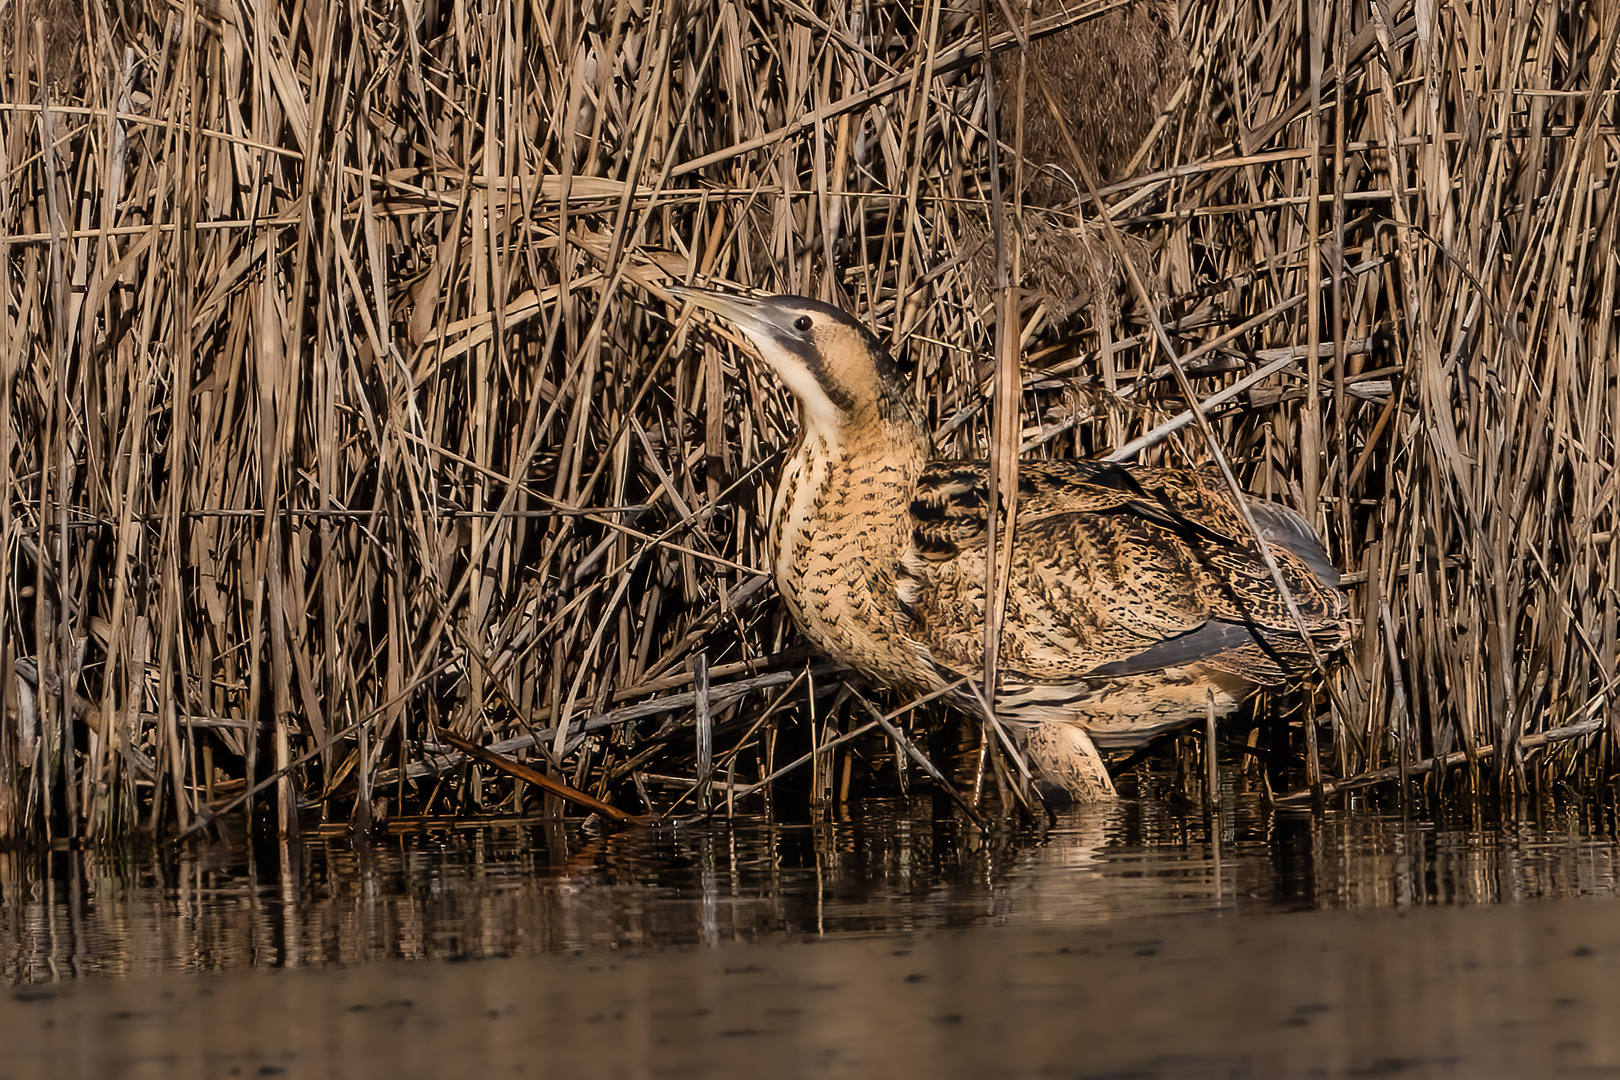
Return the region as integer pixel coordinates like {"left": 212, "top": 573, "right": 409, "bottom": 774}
{"left": 1023, "top": 460, "right": 1341, "bottom": 586}
{"left": 903, "top": 459, "right": 1346, "bottom": 686}
{"left": 1243, "top": 498, "right": 1340, "bottom": 587}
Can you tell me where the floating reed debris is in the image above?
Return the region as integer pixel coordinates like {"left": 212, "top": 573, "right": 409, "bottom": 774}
{"left": 0, "top": 0, "right": 1616, "bottom": 843}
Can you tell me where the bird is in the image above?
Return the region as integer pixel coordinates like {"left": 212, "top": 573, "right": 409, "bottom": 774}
{"left": 666, "top": 284, "right": 1349, "bottom": 803}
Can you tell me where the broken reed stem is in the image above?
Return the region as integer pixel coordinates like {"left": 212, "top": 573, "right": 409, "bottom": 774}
{"left": 0, "top": 0, "right": 1615, "bottom": 842}
{"left": 1277, "top": 716, "right": 1610, "bottom": 807}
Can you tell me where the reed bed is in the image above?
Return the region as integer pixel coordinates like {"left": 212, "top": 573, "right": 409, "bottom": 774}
{"left": 0, "top": 0, "right": 1614, "bottom": 842}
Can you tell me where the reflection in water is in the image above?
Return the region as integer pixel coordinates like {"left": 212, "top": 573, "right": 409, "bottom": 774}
{"left": 3, "top": 793, "right": 1618, "bottom": 985}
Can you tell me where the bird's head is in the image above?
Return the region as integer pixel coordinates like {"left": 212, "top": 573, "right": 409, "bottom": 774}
{"left": 667, "top": 286, "right": 918, "bottom": 439}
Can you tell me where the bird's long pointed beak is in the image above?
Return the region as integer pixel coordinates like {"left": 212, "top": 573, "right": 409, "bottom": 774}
{"left": 666, "top": 284, "right": 776, "bottom": 342}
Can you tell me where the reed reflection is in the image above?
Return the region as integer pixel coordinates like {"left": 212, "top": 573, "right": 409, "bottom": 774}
{"left": 2, "top": 794, "right": 1618, "bottom": 985}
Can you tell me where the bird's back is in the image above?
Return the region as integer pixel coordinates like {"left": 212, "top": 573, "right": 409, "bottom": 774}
{"left": 897, "top": 459, "right": 1348, "bottom": 745}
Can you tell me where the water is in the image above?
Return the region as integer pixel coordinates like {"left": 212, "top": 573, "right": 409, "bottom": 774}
{"left": 3, "top": 795, "right": 1620, "bottom": 1077}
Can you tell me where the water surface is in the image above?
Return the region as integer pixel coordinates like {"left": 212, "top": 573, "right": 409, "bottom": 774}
{"left": 3, "top": 795, "right": 1619, "bottom": 1077}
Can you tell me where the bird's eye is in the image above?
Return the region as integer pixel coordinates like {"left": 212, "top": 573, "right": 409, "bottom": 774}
{"left": 793, "top": 315, "right": 813, "bottom": 332}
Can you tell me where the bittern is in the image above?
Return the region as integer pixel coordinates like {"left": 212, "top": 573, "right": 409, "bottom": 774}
{"left": 667, "top": 285, "right": 1348, "bottom": 803}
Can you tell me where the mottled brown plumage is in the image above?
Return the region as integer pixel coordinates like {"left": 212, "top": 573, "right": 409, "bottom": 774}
{"left": 668, "top": 286, "right": 1349, "bottom": 802}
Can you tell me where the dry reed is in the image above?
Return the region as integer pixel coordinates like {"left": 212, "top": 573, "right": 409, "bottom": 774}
{"left": 0, "top": 0, "right": 1615, "bottom": 842}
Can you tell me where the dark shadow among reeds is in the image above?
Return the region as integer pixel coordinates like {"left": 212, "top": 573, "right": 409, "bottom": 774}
{"left": 0, "top": 0, "right": 1616, "bottom": 842}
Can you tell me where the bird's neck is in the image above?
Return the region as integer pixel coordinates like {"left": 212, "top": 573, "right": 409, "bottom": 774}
{"left": 779, "top": 410, "right": 931, "bottom": 537}
{"left": 767, "top": 407, "right": 933, "bottom": 685}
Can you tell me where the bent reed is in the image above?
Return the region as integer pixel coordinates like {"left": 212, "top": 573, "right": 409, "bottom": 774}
{"left": 0, "top": 0, "right": 1614, "bottom": 841}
